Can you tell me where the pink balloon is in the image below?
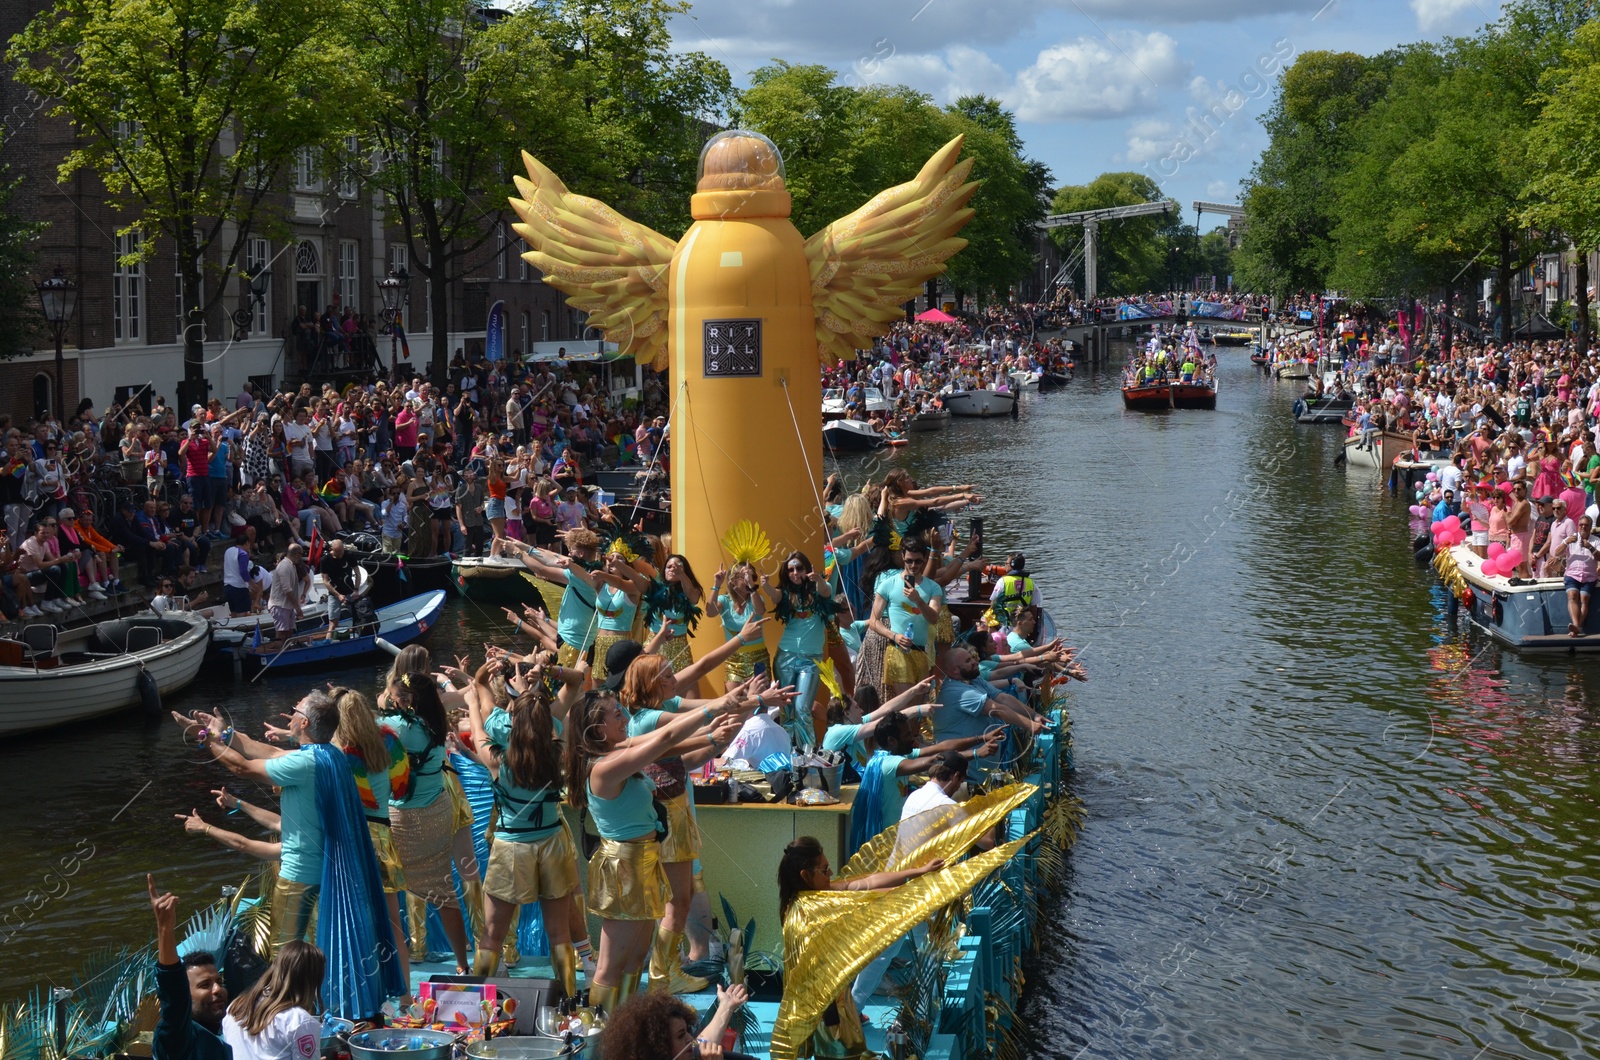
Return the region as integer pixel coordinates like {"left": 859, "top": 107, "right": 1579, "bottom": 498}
{"left": 1482, "top": 557, "right": 1503, "bottom": 577}
{"left": 1411, "top": 505, "right": 1427, "bottom": 517}
{"left": 1444, "top": 516, "right": 1461, "bottom": 530}
{"left": 1505, "top": 549, "right": 1524, "bottom": 568}
{"left": 1488, "top": 543, "right": 1505, "bottom": 559}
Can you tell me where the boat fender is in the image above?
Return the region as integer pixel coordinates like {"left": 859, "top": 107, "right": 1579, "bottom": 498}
{"left": 1412, "top": 531, "right": 1432, "bottom": 553}
{"left": 1460, "top": 587, "right": 1475, "bottom": 611}
{"left": 1293, "top": 399, "right": 1306, "bottom": 419}
{"left": 1414, "top": 543, "right": 1434, "bottom": 565}
{"left": 137, "top": 664, "right": 161, "bottom": 718}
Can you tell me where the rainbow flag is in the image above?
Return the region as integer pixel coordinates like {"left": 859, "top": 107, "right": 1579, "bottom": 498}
{"left": 319, "top": 478, "right": 344, "bottom": 501}
{"left": 396, "top": 322, "right": 412, "bottom": 360}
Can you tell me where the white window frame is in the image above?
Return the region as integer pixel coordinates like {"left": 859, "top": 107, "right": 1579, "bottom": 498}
{"left": 520, "top": 310, "right": 530, "bottom": 357}
{"left": 113, "top": 231, "right": 144, "bottom": 345}
{"left": 338, "top": 239, "right": 359, "bottom": 311}
{"left": 295, "top": 147, "right": 321, "bottom": 192}
{"left": 246, "top": 237, "right": 271, "bottom": 336}
{"left": 519, "top": 238, "right": 529, "bottom": 281}
{"left": 339, "top": 135, "right": 360, "bottom": 200}
{"left": 496, "top": 221, "right": 507, "bottom": 280}
{"left": 541, "top": 309, "right": 551, "bottom": 341}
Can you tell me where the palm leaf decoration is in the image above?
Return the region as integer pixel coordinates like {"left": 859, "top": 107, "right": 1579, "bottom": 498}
{"left": 721, "top": 520, "right": 771, "bottom": 566}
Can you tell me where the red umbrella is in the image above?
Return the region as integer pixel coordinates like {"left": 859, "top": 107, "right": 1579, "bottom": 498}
{"left": 915, "top": 308, "right": 957, "bottom": 323}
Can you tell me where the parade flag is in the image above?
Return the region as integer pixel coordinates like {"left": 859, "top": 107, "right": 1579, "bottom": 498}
{"left": 396, "top": 317, "right": 412, "bottom": 360}
{"left": 485, "top": 300, "right": 506, "bottom": 362}
{"left": 309, "top": 522, "right": 324, "bottom": 568}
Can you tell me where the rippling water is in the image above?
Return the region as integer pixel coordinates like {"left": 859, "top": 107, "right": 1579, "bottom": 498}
{"left": 4, "top": 343, "right": 1600, "bottom": 1057}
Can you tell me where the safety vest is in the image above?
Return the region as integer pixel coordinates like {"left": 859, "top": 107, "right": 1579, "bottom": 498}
{"left": 994, "top": 574, "right": 1035, "bottom": 623}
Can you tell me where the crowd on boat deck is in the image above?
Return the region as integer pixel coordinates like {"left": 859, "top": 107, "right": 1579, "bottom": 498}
{"left": 147, "top": 450, "right": 1084, "bottom": 1059}
{"left": 1121, "top": 326, "right": 1219, "bottom": 387}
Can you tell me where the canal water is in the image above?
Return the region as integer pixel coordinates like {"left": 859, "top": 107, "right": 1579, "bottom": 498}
{"left": 3, "top": 343, "right": 1599, "bottom": 1058}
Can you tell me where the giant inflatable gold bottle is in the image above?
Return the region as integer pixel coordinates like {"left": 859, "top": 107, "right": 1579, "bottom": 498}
{"left": 510, "top": 131, "right": 977, "bottom": 664}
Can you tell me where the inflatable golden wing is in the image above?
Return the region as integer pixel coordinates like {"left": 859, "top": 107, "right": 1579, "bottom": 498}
{"left": 805, "top": 135, "right": 980, "bottom": 364}
{"left": 508, "top": 153, "right": 677, "bottom": 368}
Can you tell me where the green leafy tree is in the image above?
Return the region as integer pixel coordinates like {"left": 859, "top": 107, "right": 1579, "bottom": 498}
{"left": 1049, "top": 172, "right": 1171, "bottom": 295}
{"left": 0, "top": 152, "right": 42, "bottom": 359}
{"left": 942, "top": 95, "right": 1052, "bottom": 306}
{"left": 9, "top": 0, "right": 357, "bottom": 392}
{"left": 1236, "top": 50, "right": 1398, "bottom": 296}
{"left": 1525, "top": 19, "right": 1600, "bottom": 354}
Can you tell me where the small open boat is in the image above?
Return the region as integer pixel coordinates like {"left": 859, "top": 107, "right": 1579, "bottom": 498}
{"left": 1214, "top": 329, "right": 1254, "bottom": 346}
{"left": 240, "top": 590, "right": 445, "bottom": 673}
{"left": 202, "top": 567, "right": 369, "bottom": 655}
{"left": 822, "top": 386, "right": 890, "bottom": 420}
{"left": 823, "top": 418, "right": 889, "bottom": 453}
{"left": 453, "top": 555, "right": 544, "bottom": 606}
{"left": 1036, "top": 371, "right": 1071, "bottom": 392}
{"left": 1341, "top": 429, "right": 1417, "bottom": 470}
{"left": 0, "top": 612, "right": 210, "bottom": 734}
{"left": 1171, "top": 380, "right": 1217, "bottom": 409}
{"left": 1293, "top": 396, "right": 1355, "bottom": 424}
{"left": 1007, "top": 370, "right": 1041, "bottom": 391}
{"left": 908, "top": 407, "right": 950, "bottom": 431}
{"left": 1443, "top": 543, "right": 1600, "bottom": 649}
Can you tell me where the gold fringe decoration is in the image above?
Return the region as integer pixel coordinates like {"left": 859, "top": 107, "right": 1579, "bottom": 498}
{"left": 769, "top": 834, "right": 1033, "bottom": 1060}
{"left": 841, "top": 782, "right": 1036, "bottom": 878}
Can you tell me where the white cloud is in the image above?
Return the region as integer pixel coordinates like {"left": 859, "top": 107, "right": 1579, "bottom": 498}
{"left": 1205, "top": 179, "right": 1237, "bottom": 199}
{"left": 869, "top": 45, "right": 1012, "bottom": 100}
{"left": 1011, "top": 32, "right": 1190, "bottom": 121}
{"left": 1409, "top": 0, "right": 1499, "bottom": 31}
{"left": 1124, "top": 120, "right": 1177, "bottom": 164}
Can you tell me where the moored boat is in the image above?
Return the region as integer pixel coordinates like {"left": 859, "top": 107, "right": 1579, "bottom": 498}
{"left": 453, "top": 555, "right": 544, "bottom": 606}
{"left": 1036, "top": 370, "right": 1071, "bottom": 391}
{"left": 1293, "top": 395, "right": 1355, "bottom": 424}
{"left": 1438, "top": 544, "right": 1600, "bottom": 649}
{"left": 1341, "top": 429, "right": 1417, "bottom": 470}
{"left": 241, "top": 589, "right": 445, "bottom": 673}
{"left": 1273, "top": 360, "right": 1312, "bottom": 379}
{"left": 908, "top": 407, "right": 950, "bottom": 431}
{"left": 941, "top": 385, "right": 1017, "bottom": 417}
{"left": 821, "top": 385, "right": 889, "bottom": 420}
{"left": 0, "top": 612, "right": 210, "bottom": 734}
{"left": 1007, "top": 369, "right": 1041, "bottom": 391}
{"left": 822, "top": 418, "right": 888, "bottom": 452}
{"left": 1214, "top": 328, "right": 1254, "bottom": 346}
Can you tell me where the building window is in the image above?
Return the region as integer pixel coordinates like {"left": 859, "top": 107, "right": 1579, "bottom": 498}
{"left": 541, "top": 309, "right": 551, "bottom": 341}
{"left": 496, "top": 222, "right": 506, "bottom": 280}
{"left": 520, "top": 310, "right": 530, "bottom": 357}
{"left": 296, "top": 239, "right": 320, "bottom": 277}
{"left": 32, "top": 374, "right": 52, "bottom": 420}
{"left": 338, "top": 240, "right": 359, "bottom": 311}
{"left": 113, "top": 231, "right": 143, "bottom": 344}
{"left": 174, "top": 248, "right": 185, "bottom": 342}
{"left": 246, "top": 237, "right": 271, "bottom": 335}
{"left": 295, "top": 148, "right": 321, "bottom": 192}
{"left": 339, "top": 135, "right": 360, "bottom": 200}
{"left": 518, "top": 238, "right": 529, "bottom": 281}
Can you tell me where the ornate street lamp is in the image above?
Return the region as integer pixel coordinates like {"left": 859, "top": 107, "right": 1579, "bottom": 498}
{"left": 378, "top": 269, "right": 410, "bottom": 380}
{"left": 34, "top": 267, "right": 78, "bottom": 421}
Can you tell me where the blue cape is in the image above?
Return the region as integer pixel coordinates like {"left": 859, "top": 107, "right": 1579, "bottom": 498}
{"left": 311, "top": 743, "right": 405, "bottom": 1016}
{"left": 847, "top": 749, "right": 889, "bottom": 858}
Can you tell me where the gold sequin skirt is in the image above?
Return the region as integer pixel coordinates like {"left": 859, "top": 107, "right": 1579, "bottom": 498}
{"left": 882, "top": 641, "right": 930, "bottom": 686}
{"left": 591, "top": 629, "right": 631, "bottom": 681}
{"left": 586, "top": 836, "right": 669, "bottom": 921}
{"left": 369, "top": 820, "right": 406, "bottom": 894}
{"left": 445, "top": 770, "right": 476, "bottom": 833}
{"left": 657, "top": 791, "right": 700, "bottom": 865}
{"left": 390, "top": 795, "right": 460, "bottom": 909}
{"left": 724, "top": 641, "right": 770, "bottom": 685}
{"left": 658, "top": 633, "right": 692, "bottom": 673}
{"left": 484, "top": 823, "right": 580, "bottom": 904}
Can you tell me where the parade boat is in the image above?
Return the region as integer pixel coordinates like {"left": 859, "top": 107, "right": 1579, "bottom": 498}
{"left": 1437, "top": 544, "right": 1600, "bottom": 650}
{"left": 822, "top": 418, "right": 889, "bottom": 453}
{"left": 1341, "top": 429, "right": 1417, "bottom": 470}
{"left": 238, "top": 589, "right": 446, "bottom": 673}
{"left": 0, "top": 611, "right": 210, "bottom": 734}
{"left": 1121, "top": 379, "right": 1173, "bottom": 410}
{"left": 821, "top": 386, "right": 890, "bottom": 420}
{"left": 1171, "top": 378, "right": 1218, "bottom": 409}
{"left": 203, "top": 567, "right": 369, "bottom": 656}
{"left": 908, "top": 406, "right": 951, "bottom": 431}
{"left": 940, "top": 384, "right": 1017, "bottom": 417}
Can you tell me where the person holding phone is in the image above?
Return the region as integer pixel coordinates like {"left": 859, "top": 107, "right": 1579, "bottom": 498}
{"left": 868, "top": 537, "right": 942, "bottom": 699}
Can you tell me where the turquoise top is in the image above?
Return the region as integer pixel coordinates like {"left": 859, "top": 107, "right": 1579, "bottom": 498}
{"left": 648, "top": 608, "right": 688, "bottom": 638}
{"left": 263, "top": 748, "right": 324, "bottom": 885}
{"left": 557, "top": 568, "right": 598, "bottom": 649}
{"left": 483, "top": 707, "right": 512, "bottom": 749}
{"left": 874, "top": 752, "right": 911, "bottom": 821}
{"left": 595, "top": 584, "right": 638, "bottom": 633}
{"left": 491, "top": 771, "right": 563, "bottom": 843}
{"left": 877, "top": 574, "right": 941, "bottom": 650}
{"left": 1006, "top": 630, "right": 1031, "bottom": 654}
{"left": 822, "top": 722, "right": 869, "bottom": 768}
{"left": 778, "top": 599, "right": 827, "bottom": 657}
{"left": 626, "top": 695, "right": 683, "bottom": 738}
{"left": 380, "top": 712, "right": 445, "bottom": 809}
{"left": 718, "top": 591, "right": 758, "bottom": 639}
{"left": 588, "top": 771, "right": 659, "bottom": 840}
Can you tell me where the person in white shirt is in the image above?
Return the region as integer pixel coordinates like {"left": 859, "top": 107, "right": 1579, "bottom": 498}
{"left": 221, "top": 940, "right": 324, "bottom": 1060}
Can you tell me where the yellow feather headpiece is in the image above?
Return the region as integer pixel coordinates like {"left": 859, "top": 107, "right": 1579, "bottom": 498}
{"left": 721, "top": 519, "right": 772, "bottom": 566}
{"left": 606, "top": 538, "right": 639, "bottom": 563}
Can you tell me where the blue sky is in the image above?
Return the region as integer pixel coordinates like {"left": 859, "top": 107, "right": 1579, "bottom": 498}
{"left": 669, "top": 0, "right": 1506, "bottom": 214}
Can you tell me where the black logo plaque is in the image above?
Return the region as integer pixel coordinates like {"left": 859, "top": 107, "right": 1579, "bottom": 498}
{"left": 703, "top": 318, "right": 763, "bottom": 378}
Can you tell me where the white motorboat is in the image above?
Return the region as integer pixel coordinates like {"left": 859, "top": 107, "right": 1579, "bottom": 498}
{"left": 822, "top": 386, "right": 890, "bottom": 420}
{"left": 1007, "top": 370, "right": 1041, "bottom": 391}
{"left": 203, "top": 566, "right": 370, "bottom": 652}
{"left": 823, "top": 418, "right": 889, "bottom": 453}
{"left": 909, "top": 408, "right": 950, "bottom": 432}
{"left": 1342, "top": 429, "right": 1416, "bottom": 470}
{"left": 0, "top": 612, "right": 210, "bottom": 735}
{"left": 940, "top": 385, "right": 1017, "bottom": 417}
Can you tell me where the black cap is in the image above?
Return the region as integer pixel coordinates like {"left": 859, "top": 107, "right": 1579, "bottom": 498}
{"left": 931, "top": 750, "right": 971, "bottom": 781}
{"left": 600, "top": 639, "right": 644, "bottom": 692}
{"left": 1008, "top": 552, "right": 1026, "bottom": 573}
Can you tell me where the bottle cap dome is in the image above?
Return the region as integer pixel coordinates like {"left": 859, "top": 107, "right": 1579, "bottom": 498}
{"left": 697, "top": 130, "right": 786, "bottom": 193}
